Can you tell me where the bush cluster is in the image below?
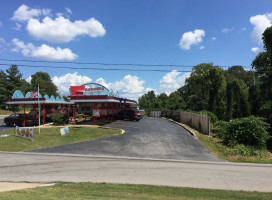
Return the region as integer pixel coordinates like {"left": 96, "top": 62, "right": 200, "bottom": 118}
{"left": 214, "top": 116, "right": 270, "bottom": 149}
{"left": 52, "top": 112, "right": 69, "bottom": 125}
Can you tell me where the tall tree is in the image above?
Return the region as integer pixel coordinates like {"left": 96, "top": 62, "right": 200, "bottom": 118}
{"left": 30, "top": 72, "right": 58, "bottom": 96}
{"left": 157, "top": 93, "right": 168, "bottom": 110}
{"left": 0, "top": 70, "right": 8, "bottom": 108}
{"left": 138, "top": 91, "right": 161, "bottom": 114}
{"left": 6, "top": 65, "right": 23, "bottom": 98}
{"left": 252, "top": 26, "right": 272, "bottom": 100}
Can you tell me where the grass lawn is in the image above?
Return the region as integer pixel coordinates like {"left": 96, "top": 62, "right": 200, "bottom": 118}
{"left": 0, "top": 126, "right": 121, "bottom": 152}
{"left": 181, "top": 124, "right": 272, "bottom": 164}
{"left": 0, "top": 182, "right": 271, "bottom": 200}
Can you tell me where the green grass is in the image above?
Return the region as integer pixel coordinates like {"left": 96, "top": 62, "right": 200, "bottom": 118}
{"left": 0, "top": 126, "right": 120, "bottom": 152}
{"left": 0, "top": 182, "right": 271, "bottom": 200}
{"left": 181, "top": 124, "right": 272, "bottom": 164}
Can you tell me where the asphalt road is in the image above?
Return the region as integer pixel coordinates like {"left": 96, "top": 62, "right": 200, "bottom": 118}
{"left": 30, "top": 117, "right": 222, "bottom": 162}
{"left": 0, "top": 116, "right": 13, "bottom": 134}
{"left": 1, "top": 152, "right": 272, "bottom": 192}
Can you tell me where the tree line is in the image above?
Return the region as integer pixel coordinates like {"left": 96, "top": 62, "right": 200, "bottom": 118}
{"left": 139, "top": 26, "right": 272, "bottom": 133}
{"left": 0, "top": 65, "right": 58, "bottom": 109}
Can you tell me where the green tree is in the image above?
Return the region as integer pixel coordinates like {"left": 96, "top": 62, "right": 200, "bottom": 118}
{"left": 251, "top": 26, "right": 272, "bottom": 135}
{"left": 166, "top": 91, "right": 185, "bottom": 110}
{"left": 227, "top": 65, "right": 256, "bottom": 86}
{"left": 252, "top": 26, "right": 272, "bottom": 100}
{"left": 0, "top": 70, "right": 8, "bottom": 108}
{"left": 138, "top": 91, "right": 161, "bottom": 115}
{"left": 157, "top": 93, "right": 168, "bottom": 110}
{"left": 5, "top": 65, "right": 24, "bottom": 98}
{"left": 180, "top": 63, "right": 227, "bottom": 119}
{"left": 30, "top": 72, "right": 58, "bottom": 96}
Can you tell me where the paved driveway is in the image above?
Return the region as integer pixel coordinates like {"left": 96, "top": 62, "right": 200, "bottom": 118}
{"left": 30, "top": 117, "right": 222, "bottom": 162}
{"left": 0, "top": 116, "right": 12, "bottom": 134}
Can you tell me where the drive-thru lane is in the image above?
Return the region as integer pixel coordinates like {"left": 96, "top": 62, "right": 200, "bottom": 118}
{"left": 30, "top": 117, "right": 222, "bottom": 162}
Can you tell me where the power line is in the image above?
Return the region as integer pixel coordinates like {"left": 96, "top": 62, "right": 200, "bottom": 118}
{"left": 0, "top": 58, "right": 252, "bottom": 69}
{"left": 0, "top": 63, "right": 192, "bottom": 73}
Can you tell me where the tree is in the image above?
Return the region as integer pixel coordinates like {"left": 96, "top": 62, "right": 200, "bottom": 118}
{"left": 6, "top": 65, "right": 23, "bottom": 98}
{"left": 226, "top": 80, "right": 250, "bottom": 120}
{"left": 252, "top": 26, "right": 272, "bottom": 100}
{"left": 227, "top": 65, "right": 256, "bottom": 86}
{"left": 0, "top": 70, "right": 8, "bottom": 108}
{"left": 180, "top": 63, "right": 227, "bottom": 119}
{"left": 30, "top": 72, "right": 58, "bottom": 96}
{"left": 252, "top": 26, "right": 272, "bottom": 135}
{"left": 166, "top": 91, "right": 185, "bottom": 110}
{"left": 138, "top": 91, "right": 161, "bottom": 115}
{"left": 157, "top": 93, "right": 168, "bottom": 110}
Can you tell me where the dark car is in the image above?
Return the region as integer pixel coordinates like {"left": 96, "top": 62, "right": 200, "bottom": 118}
{"left": 4, "top": 113, "right": 25, "bottom": 126}
{"left": 4, "top": 113, "right": 39, "bottom": 127}
{"left": 115, "top": 109, "right": 143, "bottom": 121}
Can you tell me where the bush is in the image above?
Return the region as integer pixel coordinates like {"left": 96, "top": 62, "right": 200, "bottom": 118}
{"left": 52, "top": 112, "right": 69, "bottom": 125}
{"left": 199, "top": 110, "right": 218, "bottom": 124}
{"left": 214, "top": 116, "right": 270, "bottom": 149}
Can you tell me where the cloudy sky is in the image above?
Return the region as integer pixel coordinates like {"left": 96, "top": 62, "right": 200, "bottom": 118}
{"left": 0, "top": 0, "right": 272, "bottom": 100}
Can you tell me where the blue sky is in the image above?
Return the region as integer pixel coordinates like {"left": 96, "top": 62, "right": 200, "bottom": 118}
{"left": 0, "top": 0, "right": 272, "bottom": 100}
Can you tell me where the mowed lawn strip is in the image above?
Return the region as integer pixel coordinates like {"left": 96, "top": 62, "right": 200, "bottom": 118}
{"left": 0, "top": 127, "right": 121, "bottom": 152}
{"left": 0, "top": 182, "right": 271, "bottom": 200}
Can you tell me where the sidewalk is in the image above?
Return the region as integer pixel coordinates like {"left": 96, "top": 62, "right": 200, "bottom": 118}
{"left": 0, "top": 182, "right": 54, "bottom": 192}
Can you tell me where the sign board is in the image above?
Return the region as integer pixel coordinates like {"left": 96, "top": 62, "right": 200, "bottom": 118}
{"left": 15, "top": 126, "right": 34, "bottom": 140}
{"left": 93, "top": 109, "right": 101, "bottom": 117}
{"left": 60, "top": 127, "right": 69, "bottom": 135}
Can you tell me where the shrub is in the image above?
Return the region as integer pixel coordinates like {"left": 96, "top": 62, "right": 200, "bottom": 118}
{"left": 199, "top": 110, "right": 218, "bottom": 124}
{"left": 214, "top": 116, "right": 270, "bottom": 149}
{"left": 52, "top": 112, "right": 69, "bottom": 125}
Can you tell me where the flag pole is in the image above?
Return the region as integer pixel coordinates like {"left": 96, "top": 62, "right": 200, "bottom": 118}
{"left": 38, "top": 84, "right": 41, "bottom": 134}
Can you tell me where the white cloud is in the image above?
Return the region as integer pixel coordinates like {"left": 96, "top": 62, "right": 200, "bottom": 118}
{"left": 14, "top": 23, "right": 21, "bottom": 31}
{"left": 65, "top": 8, "right": 72, "bottom": 14}
{"left": 12, "top": 4, "right": 51, "bottom": 21}
{"left": 199, "top": 46, "right": 205, "bottom": 50}
{"left": 52, "top": 72, "right": 92, "bottom": 96}
{"left": 160, "top": 70, "right": 191, "bottom": 95}
{"left": 0, "top": 37, "right": 7, "bottom": 53}
{"left": 26, "top": 76, "right": 32, "bottom": 83}
{"left": 108, "top": 75, "right": 145, "bottom": 100}
{"left": 12, "top": 38, "right": 78, "bottom": 60}
{"left": 179, "top": 29, "right": 205, "bottom": 50}
{"left": 26, "top": 16, "right": 106, "bottom": 43}
{"left": 250, "top": 13, "right": 272, "bottom": 44}
{"left": 212, "top": 37, "right": 216, "bottom": 40}
{"left": 251, "top": 47, "right": 261, "bottom": 53}
{"left": 52, "top": 74, "right": 145, "bottom": 100}
{"left": 95, "top": 77, "right": 110, "bottom": 89}
{"left": 221, "top": 28, "right": 234, "bottom": 33}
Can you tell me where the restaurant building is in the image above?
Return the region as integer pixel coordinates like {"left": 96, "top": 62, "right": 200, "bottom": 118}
{"left": 6, "top": 82, "right": 137, "bottom": 126}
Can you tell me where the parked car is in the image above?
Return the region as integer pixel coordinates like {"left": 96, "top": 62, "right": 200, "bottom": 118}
{"left": 115, "top": 109, "right": 143, "bottom": 121}
{"left": 4, "top": 113, "right": 24, "bottom": 126}
{"left": 4, "top": 113, "right": 39, "bottom": 127}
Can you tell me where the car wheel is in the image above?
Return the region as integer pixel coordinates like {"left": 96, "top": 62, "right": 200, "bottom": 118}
{"left": 5, "top": 122, "right": 10, "bottom": 127}
{"left": 136, "top": 119, "right": 140, "bottom": 122}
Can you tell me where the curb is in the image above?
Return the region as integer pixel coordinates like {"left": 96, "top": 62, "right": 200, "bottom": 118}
{"left": 161, "top": 117, "right": 196, "bottom": 137}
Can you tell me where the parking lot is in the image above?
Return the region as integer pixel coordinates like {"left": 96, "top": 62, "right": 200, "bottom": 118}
{"left": 30, "top": 117, "right": 223, "bottom": 162}
{"left": 0, "top": 116, "right": 13, "bottom": 134}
